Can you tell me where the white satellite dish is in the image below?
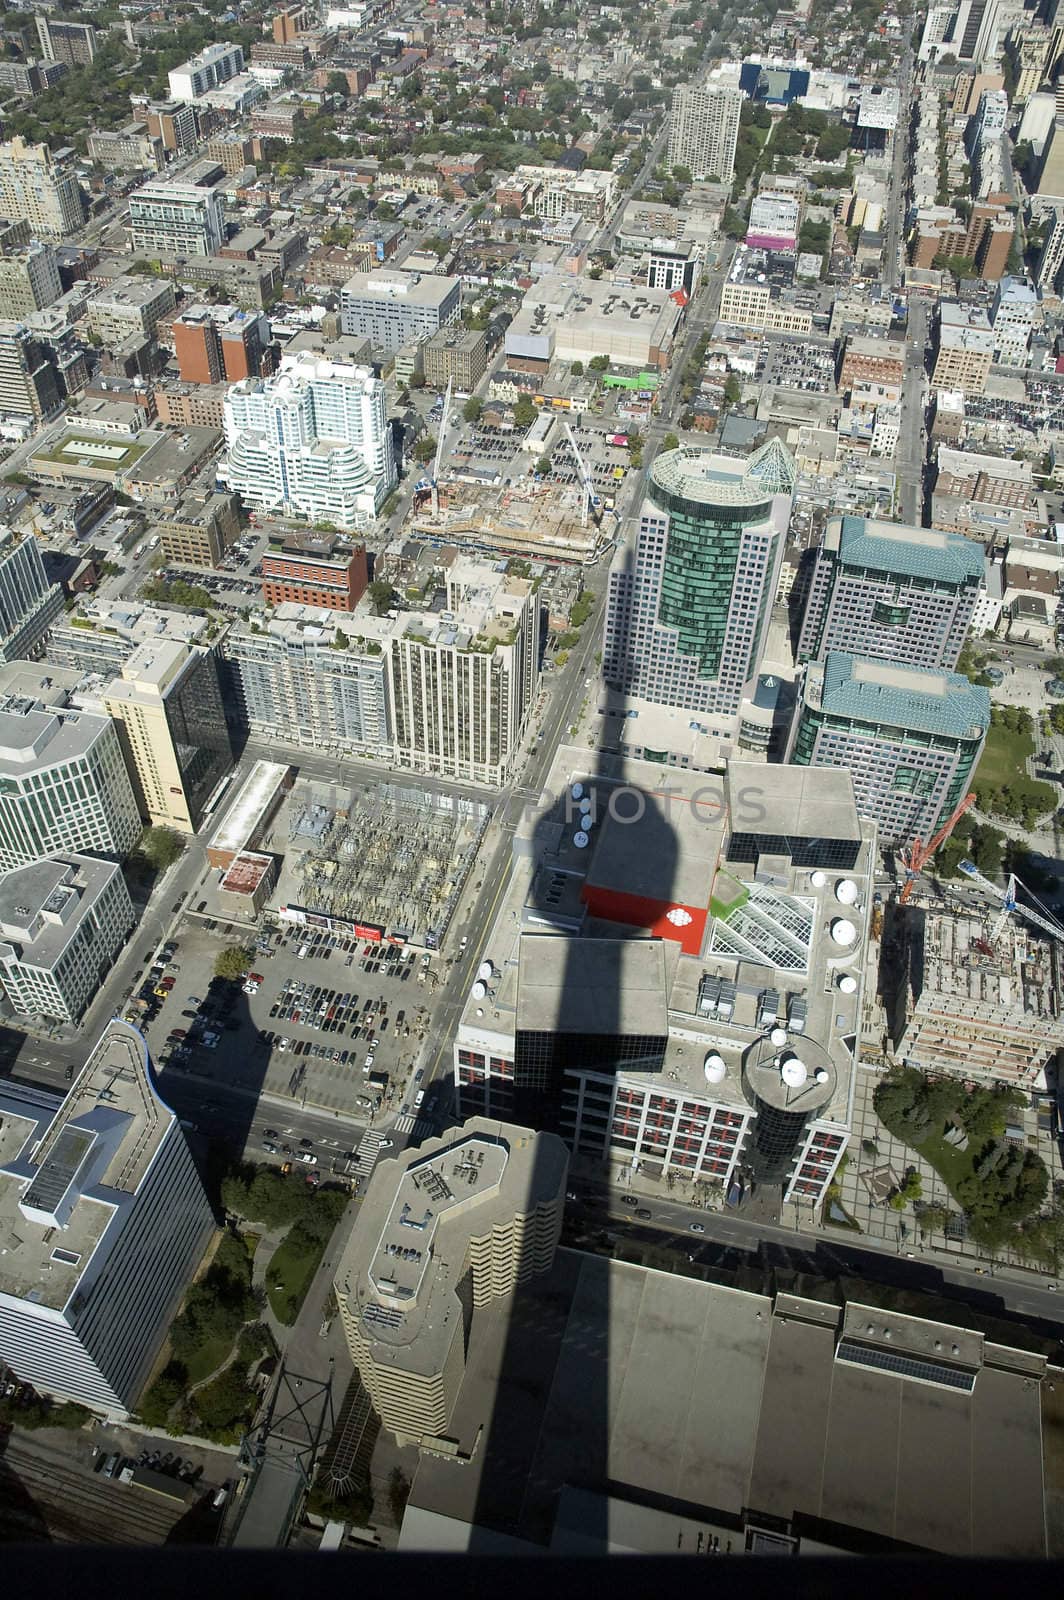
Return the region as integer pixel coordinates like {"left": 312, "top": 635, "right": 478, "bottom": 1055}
{"left": 830, "top": 918, "right": 857, "bottom": 946}
{"left": 811, "top": 870, "right": 827, "bottom": 888}
{"left": 571, "top": 782, "right": 584, "bottom": 800}
{"left": 471, "top": 980, "right": 487, "bottom": 999}
{"left": 704, "top": 1052, "right": 726, "bottom": 1084}
{"left": 478, "top": 960, "right": 494, "bottom": 981}
{"left": 573, "top": 831, "right": 589, "bottom": 848}
{"left": 814, "top": 1068, "right": 830, "bottom": 1084}
{"left": 837, "top": 974, "right": 858, "bottom": 994}
{"left": 770, "top": 1026, "right": 788, "bottom": 1048}
{"left": 835, "top": 878, "right": 859, "bottom": 905}
{"left": 781, "top": 1057, "right": 808, "bottom": 1088}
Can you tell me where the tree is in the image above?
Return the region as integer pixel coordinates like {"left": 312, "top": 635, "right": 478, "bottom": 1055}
{"left": 367, "top": 578, "right": 395, "bottom": 616}
{"left": 325, "top": 71, "right": 350, "bottom": 97}
{"left": 662, "top": 432, "right": 679, "bottom": 452}
{"left": 139, "top": 1361, "right": 187, "bottom": 1427}
{"left": 462, "top": 396, "right": 483, "bottom": 423}
{"left": 588, "top": 355, "right": 609, "bottom": 373}
{"left": 671, "top": 163, "right": 693, "bottom": 185}
{"left": 139, "top": 826, "right": 185, "bottom": 870}
{"left": 412, "top": 434, "right": 437, "bottom": 464}
{"left": 215, "top": 944, "right": 253, "bottom": 981}
{"left": 388, "top": 1467, "right": 411, "bottom": 1524}
{"left": 513, "top": 396, "right": 537, "bottom": 427}
{"left": 724, "top": 373, "right": 741, "bottom": 406}
{"left": 535, "top": 456, "right": 552, "bottom": 476}
{"left": 570, "top": 360, "right": 584, "bottom": 376}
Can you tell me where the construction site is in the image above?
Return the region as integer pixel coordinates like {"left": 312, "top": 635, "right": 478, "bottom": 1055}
{"left": 882, "top": 894, "right": 1064, "bottom": 1088}
{"left": 407, "top": 476, "right": 614, "bottom": 565}
{"left": 275, "top": 778, "right": 489, "bottom": 949}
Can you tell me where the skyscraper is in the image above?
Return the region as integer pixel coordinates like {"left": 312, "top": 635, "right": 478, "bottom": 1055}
{"left": 34, "top": 15, "right": 97, "bottom": 67}
{"left": 603, "top": 439, "right": 795, "bottom": 718}
{"left": 787, "top": 652, "right": 990, "bottom": 845}
{"left": 0, "top": 1019, "right": 214, "bottom": 1416}
{"left": 796, "top": 515, "right": 984, "bottom": 671}
{"left": 0, "top": 321, "right": 61, "bottom": 420}
{"left": 0, "top": 139, "right": 84, "bottom": 239}
{"left": 0, "top": 526, "right": 64, "bottom": 661}
{"left": 667, "top": 81, "right": 742, "bottom": 184}
{"left": 222, "top": 355, "right": 396, "bottom": 525}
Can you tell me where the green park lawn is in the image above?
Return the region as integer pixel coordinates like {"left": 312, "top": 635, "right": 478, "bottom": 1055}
{"left": 973, "top": 713, "right": 1057, "bottom": 817}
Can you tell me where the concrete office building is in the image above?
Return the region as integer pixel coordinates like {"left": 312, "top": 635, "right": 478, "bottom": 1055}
{"left": 603, "top": 440, "right": 795, "bottom": 720}
{"left": 990, "top": 276, "right": 1038, "bottom": 365}
{"left": 340, "top": 269, "right": 461, "bottom": 356}
{"left": 46, "top": 598, "right": 211, "bottom": 676}
{"left": 133, "top": 100, "right": 198, "bottom": 157}
{"left": 335, "top": 1119, "right": 567, "bottom": 1446}
{"left": 796, "top": 515, "right": 984, "bottom": 670}
{"left": 0, "top": 664, "right": 141, "bottom": 868}
{"left": 0, "top": 1019, "right": 214, "bottom": 1415}
{"left": 787, "top": 652, "right": 990, "bottom": 845}
{"left": 167, "top": 42, "right": 245, "bottom": 101}
{"left": 261, "top": 531, "right": 368, "bottom": 611}
{"left": 222, "top": 355, "right": 395, "bottom": 526}
{"left": 0, "top": 139, "right": 84, "bottom": 240}
{"left": 667, "top": 82, "right": 742, "bottom": 184}
{"left": 0, "top": 854, "right": 133, "bottom": 1023}
{"left": 153, "top": 489, "right": 240, "bottom": 570}
{"left": 128, "top": 178, "right": 225, "bottom": 259}
{"left": 101, "top": 640, "right": 233, "bottom": 835}
{"left": 34, "top": 16, "right": 97, "bottom": 67}
{"left": 1035, "top": 117, "right": 1064, "bottom": 196}
{"left": 0, "top": 527, "right": 64, "bottom": 662}
{"left": 0, "top": 238, "right": 61, "bottom": 320}
{"left": 86, "top": 123, "right": 164, "bottom": 175}
{"left": 422, "top": 325, "right": 487, "bottom": 392}
{"left": 454, "top": 751, "right": 874, "bottom": 1208}
{"left": 86, "top": 276, "right": 175, "bottom": 348}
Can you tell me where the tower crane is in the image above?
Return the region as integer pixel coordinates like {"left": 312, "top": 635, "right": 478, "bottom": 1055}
{"left": 898, "top": 791, "right": 977, "bottom": 904}
{"left": 956, "top": 859, "right": 1064, "bottom": 945}
{"left": 562, "top": 419, "right": 601, "bottom": 528}
{"left": 413, "top": 378, "right": 453, "bottom": 516}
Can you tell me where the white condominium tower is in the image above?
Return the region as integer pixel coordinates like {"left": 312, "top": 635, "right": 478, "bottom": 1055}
{"left": 0, "top": 1019, "right": 214, "bottom": 1415}
{"left": 222, "top": 355, "right": 396, "bottom": 526}
{"left": 667, "top": 81, "right": 743, "bottom": 184}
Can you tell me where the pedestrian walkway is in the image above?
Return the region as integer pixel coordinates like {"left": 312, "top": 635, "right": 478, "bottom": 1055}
{"left": 353, "top": 1130, "right": 384, "bottom": 1179}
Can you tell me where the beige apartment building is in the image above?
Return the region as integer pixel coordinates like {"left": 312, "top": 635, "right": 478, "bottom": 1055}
{"left": 931, "top": 303, "right": 995, "bottom": 394}
{"left": 154, "top": 488, "right": 240, "bottom": 569}
{"left": 335, "top": 1119, "right": 567, "bottom": 1446}
{"left": 101, "top": 638, "right": 232, "bottom": 834}
{"left": 422, "top": 325, "right": 487, "bottom": 392}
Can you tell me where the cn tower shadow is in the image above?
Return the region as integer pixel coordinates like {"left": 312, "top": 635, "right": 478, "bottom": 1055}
{"left": 452, "top": 537, "right": 680, "bottom": 1551}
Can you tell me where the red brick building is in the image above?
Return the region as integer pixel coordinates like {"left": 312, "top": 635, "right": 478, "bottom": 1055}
{"left": 261, "top": 534, "right": 369, "bottom": 610}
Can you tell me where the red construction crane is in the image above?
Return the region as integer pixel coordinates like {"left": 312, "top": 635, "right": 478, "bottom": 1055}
{"left": 898, "top": 792, "right": 977, "bottom": 904}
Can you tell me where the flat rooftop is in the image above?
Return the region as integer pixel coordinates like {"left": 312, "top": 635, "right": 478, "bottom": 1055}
{"left": 407, "top": 1254, "right": 1051, "bottom": 1555}
{"left": 0, "top": 1020, "right": 174, "bottom": 1311}
{"left": 208, "top": 758, "right": 289, "bottom": 856}
{"left": 0, "top": 854, "right": 121, "bottom": 974}
{"left": 341, "top": 267, "right": 460, "bottom": 307}
{"left": 0, "top": 663, "right": 109, "bottom": 772}
{"left": 516, "top": 937, "right": 668, "bottom": 1037}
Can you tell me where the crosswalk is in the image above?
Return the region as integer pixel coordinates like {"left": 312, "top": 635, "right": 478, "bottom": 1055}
{"left": 353, "top": 1130, "right": 384, "bottom": 1178}
{"left": 394, "top": 1114, "right": 433, "bottom": 1141}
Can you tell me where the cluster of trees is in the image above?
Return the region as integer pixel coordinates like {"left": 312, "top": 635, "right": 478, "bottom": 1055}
{"left": 874, "top": 1069, "right": 1047, "bottom": 1248}
{"left": 975, "top": 706, "right": 1057, "bottom": 827}
{"left": 0, "top": 1392, "right": 90, "bottom": 1431}
{"left": 215, "top": 945, "right": 254, "bottom": 981}
{"left": 222, "top": 1162, "right": 348, "bottom": 1234}
{"left": 140, "top": 576, "right": 212, "bottom": 611}
{"left": 138, "top": 826, "right": 185, "bottom": 872}
{"left": 191, "top": 1323, "right": 274, "bottom": 1441}
{"left": 168, "top": 1232, "right": 257, "bottom": 1370}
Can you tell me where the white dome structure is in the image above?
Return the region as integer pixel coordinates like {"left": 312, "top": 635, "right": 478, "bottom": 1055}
{"left": 835, "top": 878, "right": 859, "bottom": 905}
{"left": 704, "top": 1052, "right": 727, "bottom": 1084}
{"left": 830, "top": 918, "right": 857, "bottom": 947}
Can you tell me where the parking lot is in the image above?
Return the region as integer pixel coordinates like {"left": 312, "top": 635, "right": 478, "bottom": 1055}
{"left": 757, "top": 334, "right": 837, "bottom": 392}
{"left": 139, "top": 919, "right": 439, "bottom": 1135}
